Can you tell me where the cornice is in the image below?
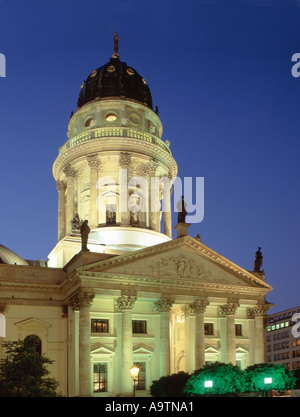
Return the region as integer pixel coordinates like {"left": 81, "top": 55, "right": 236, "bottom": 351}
{"left": 52, "top": 136, "right": 177, "bottom": 180}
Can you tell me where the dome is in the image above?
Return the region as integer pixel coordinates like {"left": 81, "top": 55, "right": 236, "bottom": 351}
{"left": 0, "top": 244, "right": 29, "bottom": 266}
{"left": 77, "top": 56, "right": 153, "bottom": 110}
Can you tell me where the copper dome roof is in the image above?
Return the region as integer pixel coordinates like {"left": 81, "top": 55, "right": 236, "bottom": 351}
{"left": 77, "top": 56, "right": 153, "bottom": 110}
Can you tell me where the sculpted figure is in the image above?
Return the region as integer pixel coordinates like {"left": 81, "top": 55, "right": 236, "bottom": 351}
{"left": 80, "top": 220, "right": 90, "bottom": 251}
{"left": 177, "top": 196, "right": 187, "bottom": 223}
{"left": 254, "top": 247, "right": 263, "bottom": 271}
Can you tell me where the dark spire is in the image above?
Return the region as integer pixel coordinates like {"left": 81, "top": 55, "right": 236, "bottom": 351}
{"left": 112, "top": 32, "right": 119, "bottom": 59}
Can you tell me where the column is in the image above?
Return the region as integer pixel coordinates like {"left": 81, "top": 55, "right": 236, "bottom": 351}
{"left": 153, "top": 298, "right": 174, "bottom": 377}
{"left": 219, "top": 303, "right": 239, "bottom": 365}
{"left": 247, "top": 309, "right": 256, "bottom": 366}
{"left": 148, "top": 159, "right": 159, "bottom": 232}
{"left": 70, "top": 291, "right": 94, "bottom": 397}
{"left": 87, "top": 155, "right": 100, "bottom": 229}
{"left": 56, "top": 180, "right": 66, "bottom": 241}
{"left": 119, "top": 152, "right": 131, "bottom": 226}
{"left": 162, "top": 176, "right": 172, "bottom": 238}
{"left": 190, "top": 300, "right": 209, "bottom": 370}
{"left": 115, "top": 294, "right": 137, "bottom": 394}
{"left": 184, "top": 306, "right": 195, "bottom": 373}
{"left": 251, "top": 304, "right": 270, "bottom": 364}
{"left": 63, "top": 164, "right": 77, "bottom": 235}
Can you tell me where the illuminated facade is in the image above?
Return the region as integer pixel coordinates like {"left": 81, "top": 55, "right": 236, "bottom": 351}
{"left": 0, "top": 38, "right": 273, "bottom": 397}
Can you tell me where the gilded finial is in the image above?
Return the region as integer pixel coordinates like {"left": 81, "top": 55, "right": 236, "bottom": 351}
{"left": 112, "top": 32, "right": 119, "bottom": 58}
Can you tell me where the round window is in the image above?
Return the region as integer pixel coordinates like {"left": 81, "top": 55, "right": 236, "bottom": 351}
{"left": 130, "top": 114, "right": 140, "bottom": 124}
{"left": 105, "top": 113, "right": 117, "bottom": 122}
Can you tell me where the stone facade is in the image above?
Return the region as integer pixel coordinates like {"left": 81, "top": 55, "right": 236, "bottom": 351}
{"left": 0, "top": 50, "right": 273, "bottom": 397}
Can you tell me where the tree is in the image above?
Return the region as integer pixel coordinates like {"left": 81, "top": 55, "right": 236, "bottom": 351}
{"left": 183, "top": 362, "right": 246, "bottom": 396}
{"left": 0, "top": 335, "right": 61, "bottom": 397}
{"left": 244, "top": 363, "right": 296, "bottom": 393}
{"left": 150, "top": 372, "right": 190, "bottom": 397}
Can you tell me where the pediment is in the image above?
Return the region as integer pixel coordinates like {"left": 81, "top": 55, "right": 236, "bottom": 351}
{"left": 91, "top": 343, "right": 115, "bottom": 357}
{"left": 205, "top": 346, "right": 220, "bottom": 354}
{"left": 133, "top": 345, "right": 153, "bottom": 355}
{"left": 15, "top": 317, "right": 51, "bottom": 330}
{"left": 79, "top": 236, "right": 272, "bottom": 291}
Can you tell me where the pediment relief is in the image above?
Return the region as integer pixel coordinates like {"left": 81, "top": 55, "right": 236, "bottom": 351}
{"left": 93, "top": 250, "right": 260, "bottom": 288}
{"left": 80, "top": 237, "right": 271, "bottom": 290}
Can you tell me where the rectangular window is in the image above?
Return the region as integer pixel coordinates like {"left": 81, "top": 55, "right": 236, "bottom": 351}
{"left": 93, "top": 363, "right": 107, "bottom": 392}
{"left": 204, "top": 323, "right": 214, "bottom": 335}
{"left": 132, "top": 320, "right": 147, "bottom": 334}
{"left": 133, "top": 362, "right": 146, "bottom": 390}
{"left": 235, "top": 324, "right": 242, "bottom": 336}
{"left": 91, "top": 319, "right": 109, "bottom": 333}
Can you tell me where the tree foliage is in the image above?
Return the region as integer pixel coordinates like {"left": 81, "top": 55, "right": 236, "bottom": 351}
{"left": 0, "top": 336, "right": 61, "bottom": 397}
{"left": 183, "top": 362, "right": 246, "bottom": 396}
{"left": 244, "top": 363, "right": 296, "bottom": 392}
{"left": 150, "top": 372, "right": 190, "bottom": 397}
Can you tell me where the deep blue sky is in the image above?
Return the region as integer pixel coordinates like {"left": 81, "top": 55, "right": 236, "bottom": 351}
{"left": 0, "top": 0, "right": 299, "bottom": 313}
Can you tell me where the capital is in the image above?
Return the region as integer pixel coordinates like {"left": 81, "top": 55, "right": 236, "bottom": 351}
{"left": 115, "top": 295, "right": 137, "bottom": 311}
{"left": 153, "top": 298, "right": 175, "bottom": 313}
{"left": 148, "top": 158, "right": 158, "bottom": 173}
{"left": 87, "top": 154, "right": 100, "bottom": 169}
{"left": 189, "top": 300, "right": 209, "bottom": 314}
{"left": 69, "top": 291, "right": 94, "bottom": 311}
{"left": 247, "top": 303, "right": 272, "bottom": 318}
{"left": 119, "top": 152, "right": 132, "bottom": 167}
{"left": 219, "top": 302, "right": 239, "bottom": 317}
{"left": 56, "top": 180, "right": 66, "bottom": 191}
{"left": 63, "top": 164, "right": 77, "bottom": 178}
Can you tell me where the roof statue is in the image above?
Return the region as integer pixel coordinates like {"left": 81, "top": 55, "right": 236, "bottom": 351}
{"left": 177, "top": 196, "right": 187, "bottom": 224}
{"left": 254, "top": 247, "right": 263, "bottom": 271}
{"left": 113, "top": 32, "right": 119, "bottom": 58}
{"left": 80, "top": 220, "right": 90, "bottom": 252}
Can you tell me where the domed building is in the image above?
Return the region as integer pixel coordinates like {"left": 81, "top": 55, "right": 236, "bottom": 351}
{"left": 0, "top": 35, "right": 273, "bottom": 397}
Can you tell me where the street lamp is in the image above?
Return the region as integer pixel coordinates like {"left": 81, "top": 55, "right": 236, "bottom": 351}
{"left": 130, "top": 366, "right": 140, "bottom": 397}
{"left": 204, "top": 380, "right": 213, "bottom": 395}
{"left": 264, "top": 377, "right": 272, "bottom": 397}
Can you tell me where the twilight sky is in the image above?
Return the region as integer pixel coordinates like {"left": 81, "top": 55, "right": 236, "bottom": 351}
{"left": 0, "top": 0, "right": 299, "bottom": 313}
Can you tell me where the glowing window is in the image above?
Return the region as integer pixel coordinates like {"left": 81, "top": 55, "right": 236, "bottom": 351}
{"left": 105, "top": 113, "right": 117, "bottom": 122}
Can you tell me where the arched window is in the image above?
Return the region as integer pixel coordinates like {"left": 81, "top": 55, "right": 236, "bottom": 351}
{"left": 24, "top": 335, "right": 42, "bottom": 356}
